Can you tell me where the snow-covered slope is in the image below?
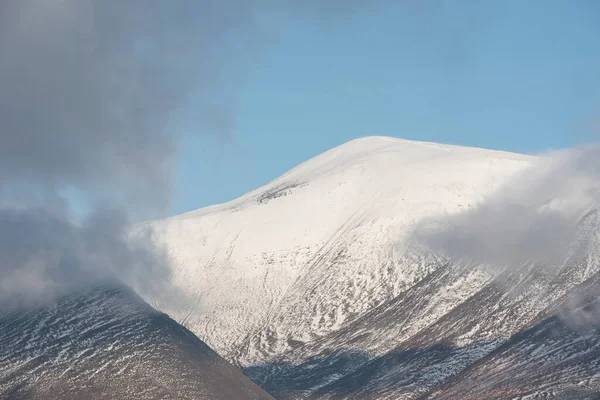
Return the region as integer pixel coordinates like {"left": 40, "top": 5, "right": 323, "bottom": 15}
{"left": 145, "top": 136, "right": 533, "bottom": 363}
{"left": 259, "top": 210, "right": 600, "bottom": 399}
{"left": 141, "top": 136, "right": 600, "bottom": 398}
{"left": 0, "top": 284, "right": 273, "bottom": 400}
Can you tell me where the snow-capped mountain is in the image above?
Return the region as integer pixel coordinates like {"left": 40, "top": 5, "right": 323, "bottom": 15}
{"left": 0, "top": 284, "right": 273, "bottom": 400}
{"left": 146, "top": 137, "right": 532, "bottom": 359}
{"left": 144, "top": 136, "right": 600, "bottom": 398}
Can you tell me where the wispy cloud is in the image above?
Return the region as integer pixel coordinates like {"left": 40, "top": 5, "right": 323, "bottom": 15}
{"left": 413, "top": 146, "right": 600, "bottom": 267}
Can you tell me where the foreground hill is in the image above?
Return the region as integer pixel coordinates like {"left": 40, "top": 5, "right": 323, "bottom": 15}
{"left": 0, "top": 284, "right": 273, "bottom": 400}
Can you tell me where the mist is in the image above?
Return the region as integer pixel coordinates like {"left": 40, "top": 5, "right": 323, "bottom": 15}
{"left": 0, "top": 0, "right": 384, "bottom": 310}
{"left": 413, "top": 145, "right": 600, "bottom": 269}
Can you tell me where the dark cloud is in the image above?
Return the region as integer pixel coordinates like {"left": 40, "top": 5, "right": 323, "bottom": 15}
{"left": 0, "top": 0, "right": 389, "bottom": 309}
{"left": 0, "top": 1, "right": 258, "bottom": 210}
{"left": 0, "top": 0, "right": 257, "bottom": 308}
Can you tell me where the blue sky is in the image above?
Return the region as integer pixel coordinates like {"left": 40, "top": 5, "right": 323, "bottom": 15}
{"left": 173, "top": 1, "right": 600, "bottom": 215}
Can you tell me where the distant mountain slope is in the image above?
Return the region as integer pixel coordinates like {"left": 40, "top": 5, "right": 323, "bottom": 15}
{"left": 0, "top": 284, "right": 273, "bottom": 400}
{"left": 146, "top": 136, "right": 533, "bottom": 364}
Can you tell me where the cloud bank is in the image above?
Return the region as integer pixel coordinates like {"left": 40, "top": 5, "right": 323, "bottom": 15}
{"left": 0, "top": 0, "right": 243, "bottom": 308}
{"left": 414, "top": 146, "right": 600, "bottom": 268}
